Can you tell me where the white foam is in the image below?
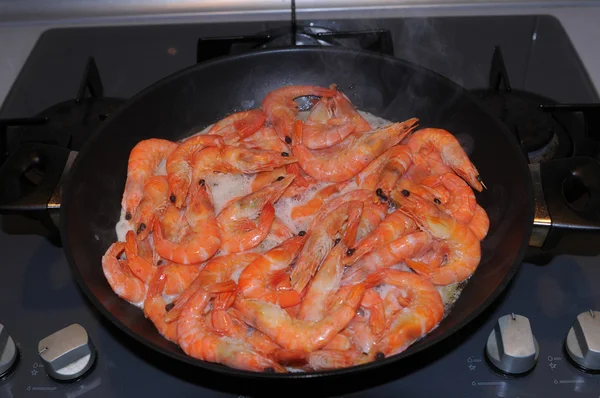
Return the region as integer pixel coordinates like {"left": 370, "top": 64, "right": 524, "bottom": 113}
{"left": 205, "top": 173, "right": 254, "bottom": 215}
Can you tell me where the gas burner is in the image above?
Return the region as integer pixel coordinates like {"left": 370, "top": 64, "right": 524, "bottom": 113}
{"left": 471, "top": 46, "right": 600, "bottom": 164}
{"left": 0, "top": 57, "right": 124, "bottom": 164}
{"left": 473, "top": 89, "right": 569, "bottom": 163}
{"left": 197, "top": 25, "right": 393, "bottom": 64}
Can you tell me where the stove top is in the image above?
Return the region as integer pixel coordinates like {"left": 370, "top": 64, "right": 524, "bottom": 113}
{"left": 1, "top": 15, "right": 600, "bottom": 398}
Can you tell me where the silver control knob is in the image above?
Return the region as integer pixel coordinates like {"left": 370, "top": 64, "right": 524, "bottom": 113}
{"left": 566, "top": 310, "right": 600, "bottom": 371}
{"left": 486, "top": 313, "right": 539, "bottom": 375}
{"left": 0, "top": 324, "right": 18, "bottom": 377}
{"left": 38, "top": 324, "right": 96, "bottom": 381}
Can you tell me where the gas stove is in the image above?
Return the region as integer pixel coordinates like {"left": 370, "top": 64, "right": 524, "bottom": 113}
{"left": 1, "top": 15, "right": 600, "bottom": 398}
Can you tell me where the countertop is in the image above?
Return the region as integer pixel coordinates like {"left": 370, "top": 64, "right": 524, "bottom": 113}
{"left": 1, "top": 1, "right": 600, "bottom": 108}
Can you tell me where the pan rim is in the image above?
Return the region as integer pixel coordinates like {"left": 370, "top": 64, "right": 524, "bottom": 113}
{"left": 61, "top": 46, "right": 535, "bottom": 381}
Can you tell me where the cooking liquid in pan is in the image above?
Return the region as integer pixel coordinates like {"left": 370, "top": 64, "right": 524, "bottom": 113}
{"left": 114, "top": 109, "right": 467, "bottom": 359}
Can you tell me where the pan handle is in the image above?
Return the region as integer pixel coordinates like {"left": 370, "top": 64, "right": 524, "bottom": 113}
{"left": 530, "top": 157, "right": 600, "bottom": 253}
{"left": 0, "top": 143, "right": 77, "bottom": 230}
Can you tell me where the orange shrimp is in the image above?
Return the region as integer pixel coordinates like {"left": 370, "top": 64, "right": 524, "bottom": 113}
{"left": 420, "top": 172, "right": 476, "bottom": 224}
{"left": 302, "top": 96, "right": 355, "bottom": 149}
{"left": 177, "top": 289, "right": 286, "bottom": 372}
{"left": 307, "top": 350, "right": 371, "bottom": 370}
{"left": 153, "top": 183, "right": 221, "bottom": 264}
{"left": 290, "top": 184, "right": 341, "bottom": 221}
{"left": 208, "top": 109, "right": 266, "bottom": 144}
{"left": 342, "top": 232, "right": 432, "bottom": 285}
{"left": 261, "top": 85, "right": 336, "bottom": 143}
{"left": 163, "top": 253, "right": 259, "bottom": 323}
{"left": 298, "top": 202, "right": 362, "bottom": 321}
{"left": 132, "top": 176, "right": 169, "bottom": 240}
{"left": 290, "top": 200, "right": 363, "bottom": 293}
{"left": 238, "top": 234, "right": 307, "bottom": 308}
{"left": 469, "top": 204, "right": 490, "bottom": 241}
{"left": 124, "top": 230, "right": 155, "bottom": 284}
{"left": 394, "top": 189, "right": 481, "bottom": 285}
{"left": 310, "top": 189, "right": 387, "bottom": 242}
{"left": 161, "top": 262, "right": 203, "bottom": 296}
{"left": 233, "top": 284, "right": 365, "bottom": 352}
{"left": 217, "top": 174, "right": 294, "bottom": 253}
{"left": 144, "top": 269, "right": 178, "bottom": 343}
{"left": 102, "top": 242, "right": 146, "bottom": 304}
{"left": 166, "top": 134, "right": 223, "bottom": 208}
{"left": 122, "top": 138, "right": 178, "bottom": 219}
{"left": 242, "top": 125, "right": 290, "bottom": 153}
{"left": 375, "top": 145, "right": 413, "bottom": 200}
{"left": 366, "top": 270, "right": 444, "bottom": 357}
{"left": 343, "top": 209, "right": 417, "bottom": 266}
{"left": 344, "top": 289, "right": 386, "bottom": 355}
{"left": 407, "top": 128, "right": 484, "bottom": 191}
{"left": 292, "top": 118, "right": 419, "bottom": 182}
{"left": 161, "top": 204, "right": 190, "bottom": 243}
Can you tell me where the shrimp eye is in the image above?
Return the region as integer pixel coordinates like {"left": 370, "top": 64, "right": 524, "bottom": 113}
{"left": 375, "top": 188, "right": 388, "bottom": 202}
{"left": 169, "top": 194, "right": 176, "bottom": 203}
{"left": 157, "top": 260, "right": 164, "bottom": 266}
{"left": 136, "top": 223, "right": 146, "bottom": 234}
{"left": 334, "top": 238, "right": 341, "bottom": 246}
{"left": 276, "top": 176, "right": 285, "bottom": 181}
{"left": 281, "top": 152, "right": 289, "bottom": 157}
{"left": 298, "top": 230, "right": 306, "bottom": 236}
{"left": 199, "top": 179, "right": 206, "bottom": 186}
{"left": 375, "top": 352, "right": 385, "bottom": 360}
{"left": 165, "top": 303, "right": 175, "bottom": 312}
{"left": 285, "top": 136, "right": 292, "bottom": 144}
{"left": 476, "top": 175, "right": 483, "bottom": 182}
{"left": 346, "top": 248, "right": 356, "bottom": 256}
{"left": 401, "top": 189, "right": 410, "bottom": 197}
{"left": 125, "top": 212, "right": 132, "bottom": 220}
{"left": 433, "top": 198, "right": 441, "bottom": 205}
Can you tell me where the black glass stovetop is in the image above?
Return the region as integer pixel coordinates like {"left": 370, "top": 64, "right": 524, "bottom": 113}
{"left": 1, "top": 15, "right": 600, "bottom": 398}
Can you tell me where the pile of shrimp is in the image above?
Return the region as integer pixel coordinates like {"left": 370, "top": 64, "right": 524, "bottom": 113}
{"left": 102, "top": 84, "right": 490, "bottom": 373}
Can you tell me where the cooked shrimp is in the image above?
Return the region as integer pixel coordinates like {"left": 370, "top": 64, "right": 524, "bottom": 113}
{"left": 208, "top": 109, "right": 266, "bottom": 144}
{"left": 102, "top": 241, "right": 147, "bottom": 303}
{"left": 144, "top": 268, "right": 178, "bottom": 342}
{"left": 132, "top": 176, "right": 169, "bottom": 240}
{"left": 420, "top": 172, "right": 476, "bottom": 224}
{"left": 122, "top": 138, "right": 178, "bottom": 219}
{"left": 162, "top": 262, "right": 203, "bottom": 296}
{"left": 311, "top": 189, "right": 387, "bottom": 242}
{"left": 290, "top": 184, "right": 341, "bottom": 221}
{"left": 161, "top": 204, "right": 190, "bottom": 243}
{"left": 342, "top": 232, "right": 432, "bottom": 285}
{"left": 270, "top": 217, "right": 295, "bottom": 242}
{"left": 242, "top": 125, "right": 290, "bottom": 153}
{"left": 394, "top": 189, "right": 481, "bottom": 285}
{"left": 124, "top": 230, "right": 155, "bottom": 283}
{"left": 376, "top": 144, "right": 413, "bottom": 200}
{"left": 217, "top": 174, "right": 294, "bottom": 253}
{"left": 239, "top": 234, "right": 307, "bottom": 308}
{"left": 469, "top": 204, "right": 490, "bottom": 240}
{"left": 366, "top": 270, "right": 444, "bottom": 357}
{"left": 164, "top": 253, "right": 259, "bottom": 323}
{"left": 407, "top": 128, "right": 484, "bottom": 191}
{"left": 308, "top": 350, "right": 371, "bottom": 370}
{"left": 261, "top": 85, "right": 336, "bottom": 143}
{"left": 290, "top": 200, "right": 363, "bottom": 293}
{"left": 153, "top": 183, "right": 221, "bottom": 264}
{"left": 292, "top": 118, "right": 419, "bottom": 182}
{"left": 302, "top": 96, "right": 356, "bottom": 149}
{"left": 234, "top": 284, "right": 365, "bottom": 351}
{"left": 177, "top": 288, "right": 286, "bottom": 372}
{"left": 166, "top": 134, "right": 223, "bottom": 208}
{"left": 344, "top": 289, "right": 386, "bottom": 355}
{"left": 298, "top": 202, "right": 362, "bottom": 321}
{"left": 343, "top": 209, "right": 417, "bottom": 266}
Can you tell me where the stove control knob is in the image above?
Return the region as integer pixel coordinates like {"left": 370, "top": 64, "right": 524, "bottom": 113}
{"left": 566, "top": 310, "right": 600, "bottom": 371}
{"left": 0, "top": 324, "right": 18, "bottom": 377}
{"left": 486, "top": 313, "right": 539, "bottom": 375}
{"left": 38, "top": 324, "right": 96, "bottom": 381}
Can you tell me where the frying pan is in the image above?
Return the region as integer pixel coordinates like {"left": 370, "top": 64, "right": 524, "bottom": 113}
{"left": 2, "top": 47, "right": 599, "bottom": 396}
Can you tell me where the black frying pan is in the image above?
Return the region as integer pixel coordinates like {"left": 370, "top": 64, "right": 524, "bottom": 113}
{"left": 3, "top": 47, "right": 539, "bottom": 395}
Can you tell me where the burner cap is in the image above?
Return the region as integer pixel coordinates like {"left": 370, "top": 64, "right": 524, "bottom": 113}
{"left": 474, "top": 90, "right": 571, "bottom": 162}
